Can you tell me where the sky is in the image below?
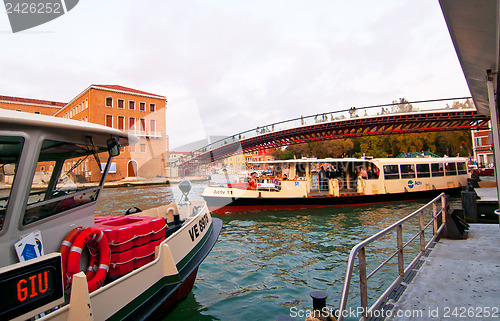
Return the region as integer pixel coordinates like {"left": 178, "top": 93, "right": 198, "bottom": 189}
{"left": 0, "top": 1, "right": 471, "bottom": 149}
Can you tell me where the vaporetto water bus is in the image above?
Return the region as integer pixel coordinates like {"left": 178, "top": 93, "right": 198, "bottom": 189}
{"left": 202, "top": 157, "right": 470, "bottom": 212}
{"left": 0, "top": 109, "right": 222, "bottom": 321}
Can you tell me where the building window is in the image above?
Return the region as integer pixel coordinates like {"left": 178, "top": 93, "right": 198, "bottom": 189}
{"left": 149, "top": 103, "right": 156, "bottom": 112}
{"left": 129, "top": 101, "right": 135, "bottom": 110}
{"left": 117, "top": 99, "right": 124, "bottom": 109}
{"left": 140, "top": 144, "right": 146, "bottom": 153}
{"left": 139, "top": 118, "right": 146, "bottom": 133}
{"left": 105, "top": 115, "right": 113, "bottom": 128}
{"left": 118, "top": 116, "right": 125, "bottom": 131}
{"left": 475, "top": 137, "right": 482, "bottom": 146}
{"left": 139, "top": 102, "right": 146, "bottom": 112}
{"left": 149, "top": 119, "right": 156, "bottom": 133}
{"left": 129, "top": 117, "right": 136, "bottom": 132}
{"left": 106, "top": 97, "right": 113, "bottom": 107}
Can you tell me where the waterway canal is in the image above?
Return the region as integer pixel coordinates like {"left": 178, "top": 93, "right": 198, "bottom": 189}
{"left": 95, "top": 182, "right": 460, "bottom": 321}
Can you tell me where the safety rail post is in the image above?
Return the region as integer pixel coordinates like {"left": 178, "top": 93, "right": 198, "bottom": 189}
{"left": 419, "top": 210, "right": 425, "bottom": 251}
{"left": 441, "top": 194, "right": 447, "bottom": 236}
{"left": 396, "top": 224, "right": 404, "bottom": 276}
{"left": 358, "top": 247, "right": 368, "bottom": 318}
{"left": 432, "top": 202, "right": 438, "bottom": 235}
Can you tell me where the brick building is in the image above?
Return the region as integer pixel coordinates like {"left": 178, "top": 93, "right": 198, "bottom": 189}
{"left": 0, "top": 95, "right": 66, "bottom": 115}
{"left": 0, "top": 85, "right": 167, "bottom": 181}
{"left": 471, "top": 125, "right": 494, "bottom": 168}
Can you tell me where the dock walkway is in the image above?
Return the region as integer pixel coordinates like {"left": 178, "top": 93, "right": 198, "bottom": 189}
{"left": 476, "top": 187, "right": 498, "bottom": 202}
{"left": 385, "top": 224, "right": 500, "bottom": 320}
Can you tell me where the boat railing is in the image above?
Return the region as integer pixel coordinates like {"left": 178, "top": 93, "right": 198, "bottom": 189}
{"left": 337, "top": 192, "right": 447, "bottom": 321}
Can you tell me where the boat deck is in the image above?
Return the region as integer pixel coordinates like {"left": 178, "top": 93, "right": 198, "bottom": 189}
{"left": 382, "top": 224, "right": 500, "bottom": 320}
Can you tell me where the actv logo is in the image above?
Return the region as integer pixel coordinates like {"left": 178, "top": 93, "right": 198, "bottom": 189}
{"left": 4, "top": 0, "right": 79, "bottom": 33}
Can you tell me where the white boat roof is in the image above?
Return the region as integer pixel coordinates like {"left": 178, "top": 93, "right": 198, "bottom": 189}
{"left": 248, "top": 156, "right": 468, "bottom": 165}
{"left": 0, "top": 108, "right": 138, "bottom": 146}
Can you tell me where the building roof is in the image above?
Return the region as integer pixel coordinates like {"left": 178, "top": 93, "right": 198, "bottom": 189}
{"left": 53, "top": 84, "right": 167, "bottom": 116}
{"left": 91, "top": 85, "right": 166, "bottom": 99}
{"left": 0, "top": 95, "right": 66, "bottom": 108}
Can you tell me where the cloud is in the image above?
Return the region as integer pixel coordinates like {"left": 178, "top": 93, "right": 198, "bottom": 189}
{"left": 0, "top": 0, "right": 470, "bottom": 143}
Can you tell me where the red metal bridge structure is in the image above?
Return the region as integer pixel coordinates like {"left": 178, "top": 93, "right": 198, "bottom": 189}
{"left": 174, "top": 98, "right": 490, "bottom": 169}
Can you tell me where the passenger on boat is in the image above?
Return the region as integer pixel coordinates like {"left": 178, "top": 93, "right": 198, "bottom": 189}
{"left": 319, "top": 166, "right": 327, "bottom": 191}
{"left": 367, "top": 166, "right": 379, "bottom": 179}
{"left": 326, "top": 165, "right": 332, "bottom": 179}
{"left": 283, "top": 174, "right": 288, "bottom": 180}
{"left": 273, "top": 174, "right": 282, "bottom": 185}
{"left": 248, "top": 172, "right": 257, "bottom": 190}
{"left": 358, "top": 167, "right": 368, "bottom": 179}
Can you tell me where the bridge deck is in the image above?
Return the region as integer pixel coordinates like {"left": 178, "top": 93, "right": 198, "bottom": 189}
{"left": 180, "top": 108, "right": 489, "bottom": 164}
{"left": 383, "top": 224, "right": 500, "bottom": 320}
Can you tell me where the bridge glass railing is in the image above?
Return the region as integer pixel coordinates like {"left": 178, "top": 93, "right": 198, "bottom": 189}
{"left": 176, "top": 97, "right": 473, "bottom": 165}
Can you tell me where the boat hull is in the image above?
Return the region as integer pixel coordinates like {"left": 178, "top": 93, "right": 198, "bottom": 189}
{"left": 111, "top": 218, "right": 223, "bottom": 321}
{"left": 36, "top": 210, "right": 222, "bottom": 321}
{"left": 204, "top": 188, "right": 461, "bottom": 213}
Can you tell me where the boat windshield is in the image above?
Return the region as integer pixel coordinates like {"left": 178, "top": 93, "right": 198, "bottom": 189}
{"left": 22, "top": 139, "right": 110, "bottom": 226}
{"left": 0, "top": 135, "right": 24, "bottom": 232}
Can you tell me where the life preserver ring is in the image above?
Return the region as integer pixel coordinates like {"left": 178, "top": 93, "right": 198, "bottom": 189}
{"left": 65, "top": 226, "right": 110, "bottom": 293}
{"left": 59, "top": 227, "right": 84, "bottom": 290}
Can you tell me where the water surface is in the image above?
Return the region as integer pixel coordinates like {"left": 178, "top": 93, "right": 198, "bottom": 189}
{"left": 96, "top": 184, "right": 457, "bottom": 321}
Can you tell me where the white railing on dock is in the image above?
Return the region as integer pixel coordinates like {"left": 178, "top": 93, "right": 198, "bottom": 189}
{"left": 337, "top": 193, "right": 447, "bottom": 321}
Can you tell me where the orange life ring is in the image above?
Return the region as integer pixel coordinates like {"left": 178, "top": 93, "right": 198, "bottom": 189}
{"left": 66, "top": 226, "right": 110, "bottom": 293}
{"left": 59, "top": 227, "right": 84, "bottom": 290}
{"left": 85, "top": 244, "right": 99, "bottom": 281}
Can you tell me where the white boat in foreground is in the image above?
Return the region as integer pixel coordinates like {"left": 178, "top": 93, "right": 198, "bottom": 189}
{"left": 0, "top": 109, "right": 222, "bottom": 320}
{"left": 202, "top": 157, "right": 470, "bottom": 213}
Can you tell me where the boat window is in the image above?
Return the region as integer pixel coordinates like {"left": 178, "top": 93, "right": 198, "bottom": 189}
{"left": 400, "top": 164, "right": 416, "bottom": 178}
{"left": 457, "top": 162, "right": 467, "bottom": 175}
{"left": 431, "top": 163, "right": 444, "bottom": 177}
{"left": 383, "top": 165, "right": 400, "bottom": 180}
{"left": 0, "top": 136, "right": 25, "bottom": 232}
{"left": 22, "top": 140, "right": 109, "bottom": 226}
{"left": 416, "top": 163, "right": 431, "bottom": 178}
{"left": 445, "top": 162, "right": 457, "bottom": 176}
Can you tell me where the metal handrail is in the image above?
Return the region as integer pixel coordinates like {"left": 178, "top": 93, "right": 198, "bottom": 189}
{"left": 337, "top": 193, "right": 447, "bottom": 321}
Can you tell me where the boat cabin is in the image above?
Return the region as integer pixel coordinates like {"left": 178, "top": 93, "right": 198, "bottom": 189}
{"left": 244, "top": 156, "right": 469, "bottom": 196}
{"left": 0, "top": 109, "right": 134, "bottom": 268}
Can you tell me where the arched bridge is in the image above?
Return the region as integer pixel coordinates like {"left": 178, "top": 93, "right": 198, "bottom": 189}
{"left": 178, "top": 98, "right": 490, "bottom": 164}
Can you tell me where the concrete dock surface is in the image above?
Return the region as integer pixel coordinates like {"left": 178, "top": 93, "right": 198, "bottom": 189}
{"left": 385, "top": 224, "right": 500, "bottom": 320}
{"left": 476, "top": 187, "right": 499, "bottom": 203}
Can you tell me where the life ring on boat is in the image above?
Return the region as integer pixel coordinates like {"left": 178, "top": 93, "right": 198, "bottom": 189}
{"left": 66, "top": 226, "right": 110, "bottom": 293}
{"left": 59, "top": 226, "right": 84, "bottom": 290}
